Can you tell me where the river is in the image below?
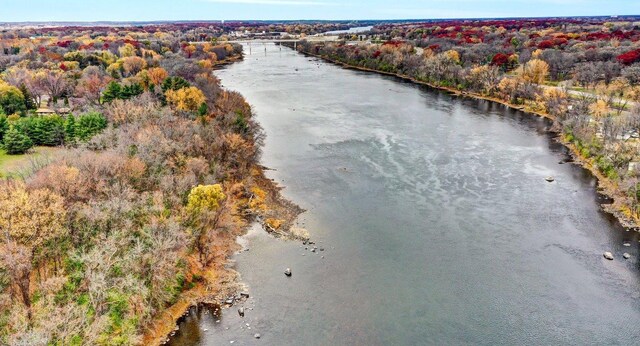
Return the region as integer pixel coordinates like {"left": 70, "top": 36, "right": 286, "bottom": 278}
{"left": 167, "top": 44, "right": 640, "bottom": 345}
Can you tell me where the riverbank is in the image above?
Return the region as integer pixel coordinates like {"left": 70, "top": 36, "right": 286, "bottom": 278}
{"left": 142, "top": 163, "right": 304, "bottom": 345}
{"left": 297, "top": 49, "right": 639, "bottom": 232}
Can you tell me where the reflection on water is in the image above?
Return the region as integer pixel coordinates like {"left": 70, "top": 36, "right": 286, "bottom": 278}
{"left": 169, "top": 44, "right": 640, "bottom": 346}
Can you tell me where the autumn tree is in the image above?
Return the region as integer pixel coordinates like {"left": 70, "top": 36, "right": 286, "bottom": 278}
{"left": 186, "top": 184, "right": 227, "bottom": 265}
{"left": 76, "top": 66, "right": 111, "bottom": 105}
{"left": 165, "top": 86, "right": 206, "bottom": 113}
{"left": 34, "top": 69, "right": 71, "bottom": 103}
{"left": 520, "top": 59, "right": 549, "bottom": 84}
{"left": 0, "top": 81, "right": 25, "bottom": 115}
{"left": 121, "top": 56, "right": 147, "bottom": 77}
{"left": 0, "top": 182, "right": 66, "bottom": 316}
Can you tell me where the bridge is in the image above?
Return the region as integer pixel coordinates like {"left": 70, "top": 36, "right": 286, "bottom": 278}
{"left": 190, "top": 36, "right": 344, "bottom": 45}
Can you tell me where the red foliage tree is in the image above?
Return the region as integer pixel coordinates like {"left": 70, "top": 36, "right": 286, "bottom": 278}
{"left": 491, "top": 53, "right": 510, "bottom": 67}
{"left": 617, "top": 49, "right": 640, "bottom": 65}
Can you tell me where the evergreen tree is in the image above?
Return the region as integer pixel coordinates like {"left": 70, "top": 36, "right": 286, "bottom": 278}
{"left": 65, "top": 114, "right": 76, "bottom": 145}
{"left": 161, "top": 76, "right": 190, "bottom": 93}
{"left": 76, "top": 112, "right": 107, "bottom": 141}
{"left": 120, "top": 83, "right": 143, "bottom": 99}
{"left": 3, "top": 126, "right": 33, "bottom": 154}
{"left": 18, "top": 84, "right": 36, "bottom": 110}
{"left": 198, "top": 102, "right": 208, "bottom": 117}
{"left": 102, "top": 81, "right": 122, "bottom": 103}
{"left": 0, "top": 114, "right": 7, "bottom": 142}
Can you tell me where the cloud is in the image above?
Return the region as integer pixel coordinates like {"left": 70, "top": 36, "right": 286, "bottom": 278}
{"left": 203, "top": 0, "right": 333, "bottom": 5}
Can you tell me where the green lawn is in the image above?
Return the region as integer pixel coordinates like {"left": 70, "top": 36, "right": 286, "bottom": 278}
{"left": 0, "top": 146, "right": 64, "bottom": 178}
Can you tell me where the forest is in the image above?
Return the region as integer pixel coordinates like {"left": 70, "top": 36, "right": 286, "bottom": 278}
{"left": 0, "top": 23, "right": 298, "bottom": 345}
{"left": 298, "top": 17, "right": 640, "bottom": 227}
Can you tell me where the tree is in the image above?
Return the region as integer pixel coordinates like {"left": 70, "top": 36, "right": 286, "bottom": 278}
{"left": 0, "top": 182, "right": 66, "bottom": 316}
{"left": 120, "top": 83, "right": 143, "bottom": 99}
{"left": 0, "top": 114, "right": 8, "bottom": 141}
{"left": 18, "top": 84, "right": 36, "bottom": 110}
{"left": 186, "top": 184, "right": 225, "bottom": 214}
{"left": 616, "top": 49, "right": 640, "bottom": 65}
{"left": 121, "top": 56, "right": 147, "bottom": 77}
{"left": 34, "top": 69, "right": 71, "bottom": 103}
{"left": 75, "top": 112, "right": 107, "bottom": 141}
{"left": 622, "top": 65, "right": 640, "bottom": 84}
{"left": 3, "top": 126, "right": 33, "bottom": 154}
{"left": 520, "top": 59, "right": 549, "bottom": 84}
{"left": 0, "top": 81, "right": 26, "bottom": 115}
{"left": 65, "top": 114, "right": 76, "bottom": 145}
{"left": 101, "top": 81, "right": 122, "bottom": 103}
{"left": 76, "top": 66, "right": 111, "bottom": 105}
{"left": 161, "top": 76, "right": 190, "bottom": 93}
{"left": 198, "top": 102, "right": 208, "bottom": 117}
{"left": 147, "top": 67, "right": 169, "bottom": 86}
{"left": 165, "top": 86, "right": 206, "bottom": 113}
{"left": 589, "top": 99, "right": 610, "bottom": 118}
{"left": 118, "top": 43, "right": 137, "bottom": 58}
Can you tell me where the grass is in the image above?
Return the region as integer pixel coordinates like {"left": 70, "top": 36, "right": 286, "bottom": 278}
{"left": 0, "top": 146, "right": 65, "bottom": 178}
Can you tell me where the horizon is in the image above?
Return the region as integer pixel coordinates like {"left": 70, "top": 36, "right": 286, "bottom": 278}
{"left": 0, "top": 0, "right": 638, "bottom": 22}
{"left": 2, "top": 15, "right": 640, "bottom": 24}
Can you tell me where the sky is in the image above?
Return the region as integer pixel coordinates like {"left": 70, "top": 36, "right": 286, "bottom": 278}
{"left": 0, "top": 0, "right": 638, "bottom": 22}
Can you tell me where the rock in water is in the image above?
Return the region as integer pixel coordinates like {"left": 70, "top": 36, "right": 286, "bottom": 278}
{"left": 254, "top": 333, "right": 261, "bottom": 339}
{"left": 603, "top": 252, "right": 614, "bottom": 260}
{"left": 240, "top": 291, "right": 250, "bottom": 298}
{"left": 545, "top": 176, "right": 555, "bottom": 182}
{"left": 284, "top": 268, "right": 292, "bottom": 277}
{"left": 238, "top": 307, "right": 245, "bottom": 317}
{"left": 623, "top": 253, "right": 631, "bottom": 259}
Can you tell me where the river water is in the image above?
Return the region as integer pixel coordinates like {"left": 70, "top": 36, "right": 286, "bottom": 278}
{"left": 168, "top": 44, "right": 640, "bottom": 345}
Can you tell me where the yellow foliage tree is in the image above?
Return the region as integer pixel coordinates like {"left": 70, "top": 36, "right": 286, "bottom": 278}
{"left": 520, "top": 59, "right": 549, "bottom": 84}
{"left": 147, "top": 67, "right": 168, "bottom": 86}
{"left": 121, "top": 56, "right": 147, "bottom": 77}
{"left": 187, "top": 184, "right": 226, "bottom": 214}
{"left": 443, "top": 49, "right": 461, "bottom": 64}
{"left": 589, "top": 99, "right": 610, "bottom": 118}
{"left": 118, "top": 43, "right": 137, "bottom": 57}
{"left": 0, "top": 182, "right": 67, "bottom": 251}
{"left": 165, "top": 86, "right": 206, "bottom": 112}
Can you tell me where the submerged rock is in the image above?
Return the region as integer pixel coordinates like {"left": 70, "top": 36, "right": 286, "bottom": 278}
{"left": 623, "top": 253, "right": 631, "bottom": 259}
{"left": 603, "top": 252, "right": 614, "bottom": 260}
{"left": 238, "top": 307, "right": 245, "bottom": 317}
{"left": 284, "top": 268, "right": 292, "bottom": 276}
